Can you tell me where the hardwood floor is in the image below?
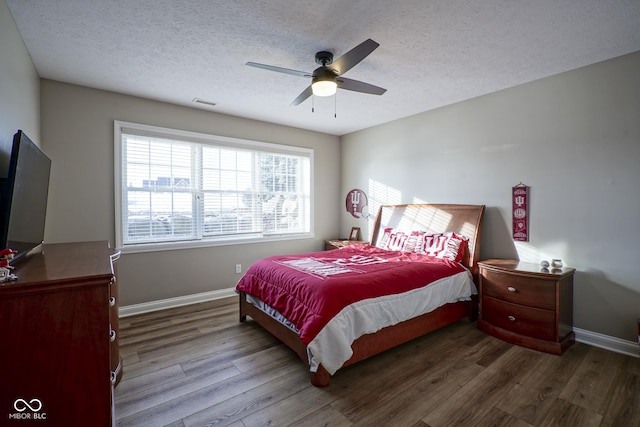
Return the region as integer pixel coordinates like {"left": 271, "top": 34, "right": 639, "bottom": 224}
{"left": 115, "top": 297, "right": 640, "bottom": 426}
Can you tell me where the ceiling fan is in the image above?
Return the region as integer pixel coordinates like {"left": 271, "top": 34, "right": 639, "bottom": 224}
{"left": 246, "top": 38, "right": 387, "bottom": 106}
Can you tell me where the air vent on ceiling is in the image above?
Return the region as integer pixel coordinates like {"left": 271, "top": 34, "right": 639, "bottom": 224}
{"left": 192, "top": 98, "right": 217, "bottom": 107}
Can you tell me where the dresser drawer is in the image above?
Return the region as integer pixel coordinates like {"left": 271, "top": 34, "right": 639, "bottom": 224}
{"left": 482, "top": 296, "right": 556, "bottom": 341}
{"left": 482, "top": 269, "right": 556, "bottom": 310}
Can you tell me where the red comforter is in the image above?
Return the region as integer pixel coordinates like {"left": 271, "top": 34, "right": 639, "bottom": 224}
{"left": 236, "top": 244, "right": 466, "bottom": 346}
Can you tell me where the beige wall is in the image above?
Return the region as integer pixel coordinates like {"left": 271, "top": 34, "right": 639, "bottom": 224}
{"left": 40, "top": 80, "right": 340, "bottom": 305}
{"left": 0, "top": 0, "right": 40, "bottom": 171}
{"left": 341, "top": 51, "right": 640, "bottom": 343}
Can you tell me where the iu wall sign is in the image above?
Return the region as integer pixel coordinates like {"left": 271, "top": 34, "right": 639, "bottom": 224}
{"left": 346, "top": 189, "right": 368, "bottom": 218}
{"left": 512, "top": 183, "right": 529, "bottom": 241}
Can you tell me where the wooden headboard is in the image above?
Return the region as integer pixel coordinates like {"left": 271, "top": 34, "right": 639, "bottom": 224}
{"left": 370, "top": 204, "right": 485, "bottom": 282}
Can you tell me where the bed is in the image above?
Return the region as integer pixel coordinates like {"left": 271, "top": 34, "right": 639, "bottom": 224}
{"left": 237, "top": 203, "right": 485, "bottom": 386}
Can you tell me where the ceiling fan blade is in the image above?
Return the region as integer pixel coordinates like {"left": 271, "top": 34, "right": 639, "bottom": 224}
{"left": 331, "top": 39, "right": 380, "bottom": 76}
{"left": 291, "top": 85, "right": 313, "bottom": 106}
{"left": 246, "top": 62, "right": 311, "bottom": 78}
{"left": 337, "top": 77, "right": 386, "bottom": 95}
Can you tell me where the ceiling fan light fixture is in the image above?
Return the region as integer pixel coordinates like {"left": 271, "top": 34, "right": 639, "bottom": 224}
{"left": 312, "top": 79, "right": 337, "bottom": 97}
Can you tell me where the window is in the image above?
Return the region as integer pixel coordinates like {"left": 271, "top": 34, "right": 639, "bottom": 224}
{"left": 114, "top": 121, "right": 313, "bottom": 250}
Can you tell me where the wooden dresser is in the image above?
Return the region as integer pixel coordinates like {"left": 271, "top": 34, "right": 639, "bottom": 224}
{"left": 477, "top": 259, "right": 575, "bottom": 355}
{"left": 0, "top": 241, "right": 120, "bottom": 426}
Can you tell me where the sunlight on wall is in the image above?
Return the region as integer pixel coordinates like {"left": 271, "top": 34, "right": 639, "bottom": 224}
{"left": 367, "top": 179, "right": 402, "bottom": 239}
{"left": 365, "top": 180, "right": 481, "bottom": 246}
{"left": 394, "top": 207, "right": 453, "bottom": 234}
{"left": 515, "top": 241, "right": 571, "bottom": 265}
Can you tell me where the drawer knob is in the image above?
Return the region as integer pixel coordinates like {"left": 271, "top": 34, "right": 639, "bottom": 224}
{"left": 111, "top": 372, "right": 117, "bottom": 385}
{"left": 109, "top": 296, "right": 116, "bottom": 307}
{"left": 110, "top": 329, "right": 116, "bottom": 342}
{"left": 507, "top": 315, "right": 516, "bottom": 322}
{"left": 507, "top": 286, "right": 517, "bottom": 293}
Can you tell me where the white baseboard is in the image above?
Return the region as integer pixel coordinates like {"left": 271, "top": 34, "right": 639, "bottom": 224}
{"left": 574, "top": 327, "right": 639, "bottom": 358}
{"left": 120, "top": 293, "right": 640, "bottom": 359}
{"left": 119, "top": 288, "right": 236, "bottom": 317}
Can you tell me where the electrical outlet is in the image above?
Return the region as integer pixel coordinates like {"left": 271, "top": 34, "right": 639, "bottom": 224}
{"left": 235, "top": 264, "right": 242, "bottom": 274}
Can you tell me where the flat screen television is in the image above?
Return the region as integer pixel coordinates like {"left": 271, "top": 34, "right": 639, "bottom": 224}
{"left": 0, "top": 130, "right": 51, "bottom": 264}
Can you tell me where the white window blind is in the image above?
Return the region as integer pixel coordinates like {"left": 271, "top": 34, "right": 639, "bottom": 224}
{"left": 114, "top": 121, "right": 313, "bottom": 249}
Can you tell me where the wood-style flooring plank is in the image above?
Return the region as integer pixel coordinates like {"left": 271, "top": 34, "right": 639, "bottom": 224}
{"left": 223, "top": 379, "right": 338, "bottom": 426}
{"left": 599, "top": 369, "right": 640, "bottom": 427}
{"left": 290, "top": 404, "right": 353, "bottom": 427}
{"left": 343, "top": 326, "right": 485, "bottom": 425}
{"left": 537, "top": 398, "right": 603, "bottom": 427}
{"left": 471, "top": 407, "right": 533, "bottom": 427}
{"left": 116, "top": 361, "right": 240, "bottom": 420}
{"left": 118, "top": 356, "right": 303, "bottom": 426}
{"left": 181, "top": 355, "right": 310, "bottom": 426}
{"left": 558, "top": 346, "right": 627, "bottom": 412}
{"left": 421, "top": 345, "right": 544, "bottom": 426}
{"left": 495, "top": 342, "right": 591, "bottom": 425}
{"left": 122, "top": 323, "right": 276, "bottom": 380}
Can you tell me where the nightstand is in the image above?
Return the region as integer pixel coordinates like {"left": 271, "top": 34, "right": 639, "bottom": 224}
{"left": 477, "top": 259, "right": 575, "bottom": 355}
{"left": 324, "top": 239, "right": 368, "bottom": 250}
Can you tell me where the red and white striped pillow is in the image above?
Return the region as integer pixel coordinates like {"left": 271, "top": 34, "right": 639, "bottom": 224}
{"left": 378, "top": 227, "right": 409, "bottom": 251}
{"left": 379, "top": 228, "right": 468, "bottom": 262}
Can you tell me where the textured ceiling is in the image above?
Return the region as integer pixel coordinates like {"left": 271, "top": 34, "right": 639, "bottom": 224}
{"left": 6, "top": 0, "right": 640, "bottom": 136}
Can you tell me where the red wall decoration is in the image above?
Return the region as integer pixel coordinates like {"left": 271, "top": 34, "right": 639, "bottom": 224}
{"left": 346, "top": 189, "right": 368, "bottom": 218}
{"left": 512, "top": 183, "right": 529, "bottom": 241}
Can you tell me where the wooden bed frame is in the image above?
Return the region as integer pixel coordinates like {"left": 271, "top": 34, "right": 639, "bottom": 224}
{"left": 239, "top": 203, "right": 485, "bottom": 386}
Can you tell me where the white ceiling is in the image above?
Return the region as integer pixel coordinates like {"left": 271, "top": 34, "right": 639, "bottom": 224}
{"left": 6, "top": 0, "right": 640, "bottom": 136}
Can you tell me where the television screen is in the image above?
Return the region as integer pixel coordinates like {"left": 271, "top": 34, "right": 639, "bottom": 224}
{"left": 0, "top": 130, "right": 51, "bottom": 263}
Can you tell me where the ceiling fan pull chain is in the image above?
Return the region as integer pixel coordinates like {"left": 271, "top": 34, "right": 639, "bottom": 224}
{"left": 334, "top": 92, "right": 337, "bottom": 118}
{"left": 312, "top": 95, "right": 315, "bottom": 113}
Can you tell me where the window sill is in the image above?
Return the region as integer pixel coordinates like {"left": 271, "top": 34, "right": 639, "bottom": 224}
{"left": 118, "top": 232, "right": 315, "bottom": 254}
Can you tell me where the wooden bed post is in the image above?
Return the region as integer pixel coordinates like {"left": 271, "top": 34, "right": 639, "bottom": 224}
{"left": 310, "top": 366, "right": 331, "bottom": 387}
{"left": 239, "top": 292, "right": 247, "bottom": 322}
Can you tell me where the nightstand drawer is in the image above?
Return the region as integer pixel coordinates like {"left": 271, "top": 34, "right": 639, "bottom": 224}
{"left": 482, "top": 269, "right": 556, "bottom": 310}
{"left": 482, "top": 296, "right": 556, "bottom": 341}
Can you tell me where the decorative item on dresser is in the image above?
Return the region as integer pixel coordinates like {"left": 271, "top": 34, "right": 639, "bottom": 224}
{"left": 0, "top": 241, "right": 120, "bottom": 425}
{"left": 324, "top": 238, "right": 368, "bottom": 250}
{"left": 477, "top": 259, "right": 575, "bottom": 355}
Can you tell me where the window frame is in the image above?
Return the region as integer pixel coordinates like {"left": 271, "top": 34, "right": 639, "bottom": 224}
{"left": 114, "top": 120, "right": 314, "bottom": 253}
